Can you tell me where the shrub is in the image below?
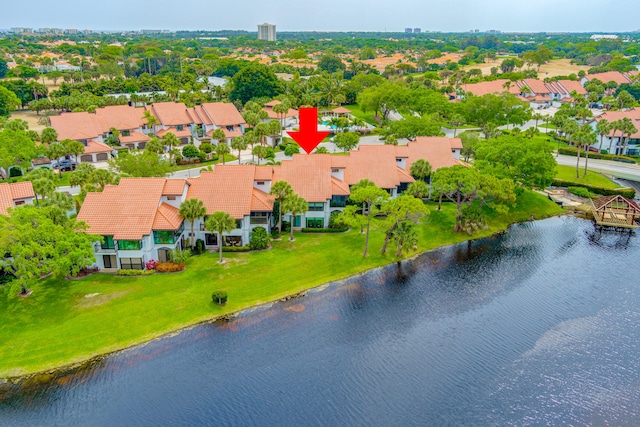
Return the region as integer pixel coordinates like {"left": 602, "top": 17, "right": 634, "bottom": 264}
{"left": 284, "top": 144, "right": 300, "bottom": 156}
{"left": 116, "top": 269, "right": 155, "bottom": 276}
{"left": 249, "top": 226, "right": 271, "bottom": 250}
{"left": 169, "top": 248, "right": 191, "bottom": 264}
{"left": 145, "top": 259, "right": 158, "bottom": 270}
{"left": 156, "top": 262, "right": 185, "bottom": 273}
{"left": 567, "top": 186, "right": 593, "bottom": 198}
{"left": 557, "top": 147, "right": 636, "bottom": 163}
{"left": 194, "top": 239, "right": 205, "bottom": 254}
{"left": 182, "top": 144, "right": 199, "bottom": 158}
{"left": 199, "top": 143, "right": 213, "bottom": 154}
{"left": 211, "top": 290, "right": 228, "bottom": 305}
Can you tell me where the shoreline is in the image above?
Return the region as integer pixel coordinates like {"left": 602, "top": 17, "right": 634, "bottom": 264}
{"left": 0, "top": 213, "right": 562, "bottom": 385}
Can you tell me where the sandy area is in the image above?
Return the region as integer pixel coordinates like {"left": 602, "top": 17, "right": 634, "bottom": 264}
{"left": 10, "top": 110, "right": 48, "bottom": 131}
{"left": 463, "top": 58, "right": 589, "bottom": 78}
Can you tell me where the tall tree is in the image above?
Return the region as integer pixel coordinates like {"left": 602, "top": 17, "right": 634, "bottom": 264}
{"left": 204, "top": 211, "right": 236, "bottom": 264}
{"left": 230, "top": 136, "right": 247, "bottom": 164}
{"left": 210, "top": 128, "right": 226, "bottom": 146}
{"left": 379, "top": 195, "right": 429, "bottom": 254}
{"left": 161, "top": 132, "right": 180, "bottom": 164}
{"left": 282, "top": 194, "right": 308, "bottom": 242}
{"left": 179, "top": 198, "right": 207, "bottom": 249}
{"left": 270, "top": 181, "right": 294, "bottom": 233}
{"left": 215, "top": 142, "right": 230, "bottom": 164}
{"left": 333, "top": 131, "right": 360, "bottom": 153}
{"left": 349, "top": 182, "right": 389, "bottom": 256}
{"left": 230, "top": 63, "right": 281, "bottom": 104}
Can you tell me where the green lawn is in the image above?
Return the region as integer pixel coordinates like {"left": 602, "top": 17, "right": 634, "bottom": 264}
{"left": 0, "top": 190, "right": 562, "bottom": 378}
{"left": 555, "top": 165, "right": 620, "bottom": 189}
{"left": 342, "top": 104, "right": 380, "bottom": 126}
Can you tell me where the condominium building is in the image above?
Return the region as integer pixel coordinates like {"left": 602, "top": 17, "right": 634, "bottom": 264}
{"left": 257, "top": 23, "right": 276, "bottom": 41}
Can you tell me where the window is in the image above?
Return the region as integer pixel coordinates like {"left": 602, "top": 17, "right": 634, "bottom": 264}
{"left": 14, "top": 200, "right": 25, "bottom": 206}
{"left": 331, "top": 168, "right": 340, "bottom": 173}
{"left": 226, "top": 126, "right": 234, "bottom": 131}
{"left": 293, "top": 215, "right": 302, "bottom": 227}
{"left": 308, "top": 202, "right": 324, "bottom": 212}
{"left": 306, "top": 218, "right": 324, "bottom": 228}
{"left": 396, "top": 158, "right": 403, "bottom": 162}
{"left": 154, "top": 230, "right": 175, "bottom": 245}
{"left": 102, "top": 235, "right": 115, "bottom": 250}
{"left": 117, "top": 240, "right": 142, "bottom": 250}
{"left": 250, "top": 212, "right": 268, "bottom": 224}
{"left": 167, "top": 196, "right": 176, "bottom": 200}
{"left": 121, "top": 130, "right": 131, "bottom": 137}
{"left": 330, "top": 196, "right": 346, "bottom": 208}
{"left": 235, "top": 219, "right": 242, "bottom": 229}
{"left": 176, "top": 125, "right": 184, "bottom": 131}
{"left": 205, "top": 233, "right": 217, "bottom": 246}
{"left": 256, "top": 181, "right": 265, "bottom": 185}
{"left": 120, "top": 257, "right": 143, "bottom": 270}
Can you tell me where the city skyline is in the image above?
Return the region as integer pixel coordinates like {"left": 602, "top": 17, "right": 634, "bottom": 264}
{"left": 1, "top": 0, "right": 639, "bottom": 34}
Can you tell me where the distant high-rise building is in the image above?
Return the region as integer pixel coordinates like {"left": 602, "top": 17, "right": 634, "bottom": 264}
{"left": 257, "top": 23, "right": 277, "bottom": 41}
{"left": 414, "top": 28, "right": 421, "bottom": 34}
{"left": 405, "top": 28, "right": 413, "bottom": 33}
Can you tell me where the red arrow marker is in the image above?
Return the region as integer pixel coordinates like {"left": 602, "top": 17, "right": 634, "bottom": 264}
{"left": 287, "top": 107, "right": 330, "bottom": 154}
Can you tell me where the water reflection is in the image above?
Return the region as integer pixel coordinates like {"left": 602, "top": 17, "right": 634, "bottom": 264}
{"left": 1, "top": 217, "right": 639, "bottom": 426}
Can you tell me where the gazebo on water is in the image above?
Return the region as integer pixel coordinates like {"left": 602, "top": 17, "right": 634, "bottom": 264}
{"left": 590, "top": 195, "right": 640, "bottom": 229}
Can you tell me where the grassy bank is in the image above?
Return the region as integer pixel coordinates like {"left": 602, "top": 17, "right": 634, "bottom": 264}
{"left": 555, "top": 165, "right": 620, "bottom": 189}
{"left": 0, "top": 190, "right": 563, "bottom": 378}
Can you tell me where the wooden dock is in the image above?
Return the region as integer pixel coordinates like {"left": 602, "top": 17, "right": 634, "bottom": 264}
{"left": 589, "top": 195, "right": 640, "bottom": 229}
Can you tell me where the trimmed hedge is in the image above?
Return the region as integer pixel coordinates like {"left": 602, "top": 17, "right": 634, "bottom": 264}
{"left": 156, "top": 262, "right": 185, "bottom": 273}
{"left": 211, "top": 290, "right": 228, "bottom": 305}
{"left": 558, "top": 147, "right": 637, "bottom": 163}
{"left": 552, "top": 179, "right": 636, "bottom": 199}
{"left": 116, "top": 269, "right": 155, "bottom": 276}
{"left": 301, "top": 227, "right": 350, "bottom": 233}
{"left": 222, "top": 245, "right": 251, "bottom": 252}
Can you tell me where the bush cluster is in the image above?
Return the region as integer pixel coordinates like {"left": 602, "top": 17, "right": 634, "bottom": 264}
{"left": 552, "top": 179, "right": 636, "bottom": 199}
{"left": 557, "top": 147, "right": 636, "bottom": 163}
{"left": 156, "top": 262, "right": 185, "bottom": 273}
{"left": 211, "top": 290, "right": 228, "bottom": 305}
{"left": 116, "top": 269, "right": 156, "bottom": 276}
{"left": 567, "top": 186, "right": 595, "bottom": 198}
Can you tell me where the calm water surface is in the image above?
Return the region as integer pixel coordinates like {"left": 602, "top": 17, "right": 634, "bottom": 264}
{"left": 1, "top": 216, "right": 639, "bottom": 426}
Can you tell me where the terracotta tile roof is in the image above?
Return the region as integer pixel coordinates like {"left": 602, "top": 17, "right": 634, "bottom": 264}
{"left": 521, "top": 78, "right": 549, "bottom": 94}
{"left": 152, "top": 202, "right": 183, "bottom": 230}
{"left": 394, "top": 146, "right": 409, "bottom": 157}
{"left": 163, "top": 179, "right": 188, "bottom": 195}
{"left": 50, "top": 112, "right": 102, "bottom": 141}
{"left": 408, "top": 137, "right": 468, "bottom": 171}
{"left": 186, "top": 107, "right": 204, "bottom": 125}
{"left": 186, "top": 165, "right": 274, "bottom": 219}
{"left": 201, "top": 102, "right": 245, "bottom": 126}
{"left": 345, "top": 145, "right": 414, "bottom": 189}
{"left": 94, "top": 105, "right": 145, "bottom": 132}
{"left": 254, "top": 166, "right": 275, "bottom": 181}
{"left": 594, "top": 109, "right": 640, "bottom": 138}
{"left": 120, "top": 131, "right": 150, "bottom": 144}
{"left": 222, "top": 128, "right": 243, "bottom": 138}
{"left": 273, "top": 154, "right": 342, "bottom": 202}
{"left": 332, "top": 107, "right": 351, "bottom": 114}
{"left": 586, "top": 71, "right": 632, "bottom": 85}
{"left": 251, "top": 189, "right": 275, "bottom": 211}
{"left": 330, "top": 156, "right": 349, "bottom": 168}
{"left": 265, "top": 100, "right": 281, "bottom": 107}
{"left": 84, "top": 140, "right": 112, "bottom": 154}
{"left": 0, "top": 182, "right": 35, "bottom": 215}
{"left": 264, "top": 107, "right": 298, "bottom": 119}
{"left": 331, "top": 177, "right": 350, "bottom": 196}
{"left": 554, "top": 80, "right": 587, "bottom": 96}
{"left": 156, "top": 127, "right": 192, "bottom": 139}
{"left": 151, "top": 102, "right": 193, "bottom": 126}
{"left": 77, "top": 178, "right": 167, "bottom": 240}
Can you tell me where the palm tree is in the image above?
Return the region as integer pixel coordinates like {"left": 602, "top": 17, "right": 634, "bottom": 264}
{"left": 272, "top": 101, "right": 290, "bottom": 131}
{"left": 410, "top": 159, "right": 432, "bottom": 182}
{"left": 608, "top": 120, "right": 623, "bottom": 154}
{"left": 392, "top": 221, "right": 418, "bottom": 257}
{"left": 40, "top": 127, "right": 58, "bottom": 145}
{"left": 204, "top": 211, "right": 236, "bottom": 264}
{"left": 267, "top": 120, "right": 282, "bottom": 148}
{"left": 592, "top": 119, "right": 612, "bottom": 176}
{"left": 216, "top": 143, "right": 230, "bottom": 164}
{"left": 162, "top": 132, "right": 180, "bottom": 164}
{"left": 619, "top": 117, "right": 637, "bottom": 155}
{"left": 532, "top": 113, "right": 544, "bottom": 132}
{"left": 179, "top": 198, "right": 207, "bottom": 249}
{"left": 270, "top": 181, "right": 293, "bottom": 233}
{"left": 253, "top": 122, "right": 269, "bottom": 146}
{"left": 448, "top": 114, "right": 465, "bottom": 137}
{"left": 283, "top": 194, "right": 308, "bottom": 242}
{"left": 244, "top": 132, "right": 259, "bottom": 162}
{"left": 46, "top": 142, "right": 67, "bottom": 177}
{"left": 253, "top": 145, "right": 267, "bottom": 165}
{"left": 211, "top": 128, "right": 226, "bottom": 146}
{"left": 143, "top": 110, "right": 159, "bottom": 131}
{"left": 231, "top": 136, "right": 247, "bottom": 164}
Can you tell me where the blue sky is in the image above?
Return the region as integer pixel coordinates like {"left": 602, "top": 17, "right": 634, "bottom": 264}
{"left": 1, "top": 0, "right": 637, "bottom": 33}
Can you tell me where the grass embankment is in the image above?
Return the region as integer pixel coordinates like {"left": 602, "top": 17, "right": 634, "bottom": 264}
{"left": 0, "top": 190, "right": 562, "bottom": 378}
{"left": 555, "top": 165, "right": 620, "bottom": 189}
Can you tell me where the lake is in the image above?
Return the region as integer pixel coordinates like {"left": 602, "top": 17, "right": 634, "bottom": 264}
{"left": 1, "top": 216, "right": 639, "bottom": 426}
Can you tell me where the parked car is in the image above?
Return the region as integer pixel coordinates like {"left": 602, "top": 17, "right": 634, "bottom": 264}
{"left": 57, "top": 160, "right": 77, "bottom": 172}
